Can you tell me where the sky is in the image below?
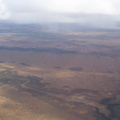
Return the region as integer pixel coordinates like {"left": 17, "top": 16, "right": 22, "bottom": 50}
{"left": 0, "top": 0, "right": 120, "bottom": 28}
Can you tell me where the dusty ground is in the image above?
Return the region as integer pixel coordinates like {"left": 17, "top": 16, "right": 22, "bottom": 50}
{"left": 0, "top": 30, "right": 120, "bottom": 120}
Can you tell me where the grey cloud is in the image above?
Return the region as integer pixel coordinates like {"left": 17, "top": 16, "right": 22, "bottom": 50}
{"left": 1, "top": 0, "right": 120, "bottom": 28}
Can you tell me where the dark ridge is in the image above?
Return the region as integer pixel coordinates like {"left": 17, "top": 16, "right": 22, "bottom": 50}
{"left": 87, "top": 52, "right": 109, "bottom": 56}
{"left": 0, "top": 61, "right": 4, "bottom": 63}
{"left": 54, "top": 66, "right": 62, "bottom": 69}
{"left": 69, "top": 67, "right": 83, "bottom": 71}
{"left": 0, "top": 46, "right": 78, "bottom": 54}
{"left": 26, "top": 76, "right": 43, "bottom": 81}
{"left": 19, "top": 63, "right": 30, "bottom": 66}
{"left": 63, "top": 86, "right": 70, "bottom": 88}
{"left": 90, "top": 44, "right": 114, "bottom": 48}
{"left": 11, "top": 61, "right": 16, "bottom": 63}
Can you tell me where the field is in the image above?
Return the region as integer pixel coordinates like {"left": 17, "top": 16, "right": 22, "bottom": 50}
{"left": 0, "top": 24, "right": 120, "bottom": 120}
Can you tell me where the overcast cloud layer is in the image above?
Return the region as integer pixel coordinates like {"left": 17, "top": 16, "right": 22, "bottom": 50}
{"left": 0, "top": 0, "right": 120, "bottom": 28}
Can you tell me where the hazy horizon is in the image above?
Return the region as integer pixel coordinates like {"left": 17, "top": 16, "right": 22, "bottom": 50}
{"left": 0, "top": 0, "right": 120, "bottom": 29}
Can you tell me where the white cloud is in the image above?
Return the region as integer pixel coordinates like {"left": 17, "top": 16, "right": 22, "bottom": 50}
{"left": 0, "top": 0, "right": 10, "bottom": 19}
{"left": 2, "top": 0, "right": 120, "bottom": 28}
{"left": 4, "top": 0, "right": 120, "bottom": 15}
{"left": 37, "top": 0, "right": 117, "bottom": 15}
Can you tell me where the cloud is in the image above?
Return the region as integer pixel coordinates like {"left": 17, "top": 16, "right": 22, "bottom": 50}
{"left": 0, "top": 0, "right": 10, "bottom": 19}
{"left": 1, "top": 0, "right": 120, "bottom": 28}
{"left": 4, "top": 0, "right": 120, "bottom": 15}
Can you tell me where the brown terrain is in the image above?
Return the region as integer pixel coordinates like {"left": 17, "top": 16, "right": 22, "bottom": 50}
{"left": 0, "top": 25, "right": 120, "bottom": 120}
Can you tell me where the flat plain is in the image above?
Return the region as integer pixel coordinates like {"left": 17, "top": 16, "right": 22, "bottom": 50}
{"left": 0, "top": 25, "right": 120, "bottom": 120}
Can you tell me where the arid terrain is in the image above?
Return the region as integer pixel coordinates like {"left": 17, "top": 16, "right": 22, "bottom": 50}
{"left": 0, "top": 24, "right": 120, "bottom": 120}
